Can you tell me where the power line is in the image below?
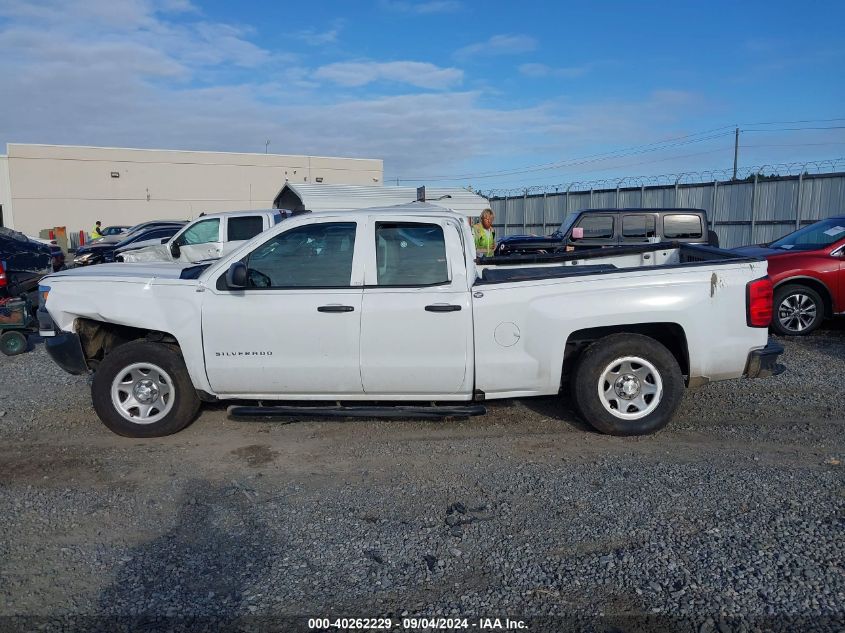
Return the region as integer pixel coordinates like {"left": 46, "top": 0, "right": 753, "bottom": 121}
{"left": 394, "top": 130, "right": 735, "bottom": 182}
{"left": 741, "top": 117, "right": 845, "bottom": 126}
{"left": 491, "top": 146, "right": 735, "bottom": 189}
{"left": 386, "top": 117, "right": 845, "bottom": 184}
{"left": 742, "top": 141, "right": 845, "bottom": 148}
{"left": 744, "top": 126, "right": 845, "bottom": 132}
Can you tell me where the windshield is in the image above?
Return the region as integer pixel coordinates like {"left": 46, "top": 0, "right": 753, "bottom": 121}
{"left": 769, "top": 218, "right": 845, "bottom": 251}
{"left": 555, "top": 213, "right": 580, "bottom": 237}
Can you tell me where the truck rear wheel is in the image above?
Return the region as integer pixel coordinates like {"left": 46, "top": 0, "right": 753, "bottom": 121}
{"left": 91, "top": 340, "right": 200, "bottom": 437}
{"left": 570, "top": 333, "right": 684, "bottom": 436}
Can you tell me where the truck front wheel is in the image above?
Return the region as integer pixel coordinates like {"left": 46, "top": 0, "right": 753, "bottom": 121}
{"left": 571, "top": 333, "right": 684, "bottom": 436}
{"left": 91, "top": 341, "right": 201, "bottom": 437}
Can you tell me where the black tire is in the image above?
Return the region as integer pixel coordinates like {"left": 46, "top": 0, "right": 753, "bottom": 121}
{"left": 770, "top": 284, "right": 824, "bottom": 336}
{"left": 0, "top": 331, "right": 28, "bottom": 356}
{"left": 91, "top": 340, "right": 201, "bottom": 437}
{"left": 570, "top": 333, "right": 684, "bottom": 436}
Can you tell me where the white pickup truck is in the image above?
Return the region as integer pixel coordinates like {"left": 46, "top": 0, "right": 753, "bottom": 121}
{"left": 38, "top": 203, "right": 783, "bottom": 438}
{"left": 119, "top": 209, "right": 284, "bottom": 264}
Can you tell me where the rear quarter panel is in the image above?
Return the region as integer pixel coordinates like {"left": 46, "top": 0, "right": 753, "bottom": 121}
{"left": 473, "top": 262, "right": 769, "bottom": 397}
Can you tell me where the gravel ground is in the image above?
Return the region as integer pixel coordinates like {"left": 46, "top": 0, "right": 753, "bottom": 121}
{"left": 0, "top": 325, "right": 842, "bottom": 632}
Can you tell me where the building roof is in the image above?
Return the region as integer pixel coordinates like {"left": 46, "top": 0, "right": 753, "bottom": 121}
{"left": 274, "top": 183, "right": 490, "bottom": 217}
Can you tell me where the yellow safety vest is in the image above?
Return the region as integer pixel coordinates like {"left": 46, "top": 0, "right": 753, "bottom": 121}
{"left": 473, "top": 223, "right": 495, "bottom": 257}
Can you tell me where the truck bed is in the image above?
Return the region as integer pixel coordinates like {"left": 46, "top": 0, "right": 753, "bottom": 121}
{"left": 477, "top": 243, "right": 757, "bottom": 285}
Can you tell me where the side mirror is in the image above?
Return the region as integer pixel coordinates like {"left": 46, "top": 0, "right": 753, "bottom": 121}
{"left": 226, "top": 262, "right": 248, "bottom": 288}
{"left": 169, "top": 241, "right": 181, "bottom": 259}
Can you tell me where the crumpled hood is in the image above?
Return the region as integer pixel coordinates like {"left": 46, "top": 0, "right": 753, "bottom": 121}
{"left": 45, "top": 261, "right": 196, "bottom": 281}
{"left": 119, "top": 244, "right": 172, "bottom": 263}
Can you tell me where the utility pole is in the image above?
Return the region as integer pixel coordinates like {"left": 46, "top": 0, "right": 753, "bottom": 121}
{"left": 732, "top": 127, "right": 739, "bottom": 180}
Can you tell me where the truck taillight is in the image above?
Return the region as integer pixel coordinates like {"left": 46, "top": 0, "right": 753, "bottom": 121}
{"left": 746, "top": 276, "right": 773, "bottom": 327}
{"left": 0, "top": 261, "right": 6, "bottom": 288}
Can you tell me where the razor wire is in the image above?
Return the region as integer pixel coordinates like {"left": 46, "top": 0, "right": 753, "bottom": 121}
{"left": 482, "top": 157, "right": 845, "bottom": 198}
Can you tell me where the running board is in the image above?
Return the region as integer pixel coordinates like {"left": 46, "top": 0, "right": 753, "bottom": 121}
{"left": 227, "top": 404, "right": 487, "bottom": 421}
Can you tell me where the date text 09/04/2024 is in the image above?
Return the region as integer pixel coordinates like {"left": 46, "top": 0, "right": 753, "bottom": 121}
{"left": 307, "top": 617, "right": 528, "bottom": 629}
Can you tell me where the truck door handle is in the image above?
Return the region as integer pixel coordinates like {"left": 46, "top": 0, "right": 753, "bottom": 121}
{"left": 425, "top": 304, "right": 462, "bottom": 312}
{"left": 317, "top": 305, "right": 355, "bottom": 313}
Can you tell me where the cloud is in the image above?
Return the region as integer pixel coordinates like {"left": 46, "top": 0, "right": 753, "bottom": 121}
{"left": 0, "top": 0, "right": 271, "bottom": 68}
{"left": 518, "top": 63, "right": 589, "bottom": 79}
{"left": 292, "top": 27, "right": 341, "bottom": 45}
{"left": 315, "top": 61, "right": 463, "bottom": 89}
{"left": 291, "top": 19, "right": 344, "bottom": 46}
{"left": 379, "top": 0, "right": 462, "bottom": 14}
{"left": 455, "top": 34, "right": 537, "bottom": 60}
{"left": 0, "top": 1, "right": 719, "bottom": 184}
{"left": 157, "top": 0, "right": 198, "bottom": 12}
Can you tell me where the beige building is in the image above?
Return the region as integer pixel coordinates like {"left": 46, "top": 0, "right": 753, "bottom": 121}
{"left": 0, "top": 144, "right": 383, "bottom": 236}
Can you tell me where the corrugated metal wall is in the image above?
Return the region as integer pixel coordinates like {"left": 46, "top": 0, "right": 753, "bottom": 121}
{"left": 489, "top": 172, "right": 845, "bottom": 248}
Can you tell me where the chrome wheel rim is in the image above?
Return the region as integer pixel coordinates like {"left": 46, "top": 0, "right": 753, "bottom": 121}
{"left": 110, "top": 362, "right": 174, "bottom": 424}
{"left": 598, "top": 356, "right": 663, "bottom": 420}
{"left": 778, "top": 293, "right": 817, "bottom": 333}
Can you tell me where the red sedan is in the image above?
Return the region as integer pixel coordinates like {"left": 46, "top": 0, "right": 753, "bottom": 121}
{"left": 733, "top": 216, "right": 845, "bottom": 335}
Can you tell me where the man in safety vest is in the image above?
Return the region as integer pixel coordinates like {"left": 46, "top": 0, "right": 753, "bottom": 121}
{"left": 473, "top": 208, "right": 496, "bottom": 257}
{"left": 91, "top": 220, "right": 104, "bottom": 240}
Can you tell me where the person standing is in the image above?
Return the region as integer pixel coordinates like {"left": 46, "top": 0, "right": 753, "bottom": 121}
{"left": 91, "top": 220, "right": 104, "bottom": 240}
{"left": 473, "top": 208, "right": 496, "bottom": 257}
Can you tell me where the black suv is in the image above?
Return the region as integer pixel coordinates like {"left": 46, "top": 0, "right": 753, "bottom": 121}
{"left": 0, "top": 228, "right": 53, "bottom": 298}
{"left": 494, "top": 208, "right": 718, "bottom": 256}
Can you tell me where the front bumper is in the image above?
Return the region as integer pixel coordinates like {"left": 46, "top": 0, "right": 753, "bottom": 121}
{"left": 744, "top": 338, "right": 785, "bottom": 379}
{"left": 44, "top": 331, "right": 89, "bottom": 375}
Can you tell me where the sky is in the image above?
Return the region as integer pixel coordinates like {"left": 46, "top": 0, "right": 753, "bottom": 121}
{"left": 1, "top": 0, "right": 844, "bottom": 193}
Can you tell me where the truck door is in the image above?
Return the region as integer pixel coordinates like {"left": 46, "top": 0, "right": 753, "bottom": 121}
{"left": 219, "top": 215, "right": 267, "bottom": 258}
{"left": 202, "top": 219, "right": 365, "bottom": 396}
{"left": 359, "top": 218, "right": 474, "bottom": 397}
{"left": 175, "top": 218, "right": 223, "bottom": 262}
{"left": 834, "top": 239, "right": 845, "bottom": 312}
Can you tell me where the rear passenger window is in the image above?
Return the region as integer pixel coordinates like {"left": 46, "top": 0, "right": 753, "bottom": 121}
{"left": 228, "top": 216, "right": 265, "bottom": 241}
{"left": 575, "top": 215, "right": 614, "bottom": 239}
{"left": 664, "top": 214, "right": 703, "bottom": 239}
{"left": 376, "top": 222, "right": 449, "bottom": 286}
{"left": 622, "top": 215, "right": 656, "bottom": 240}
